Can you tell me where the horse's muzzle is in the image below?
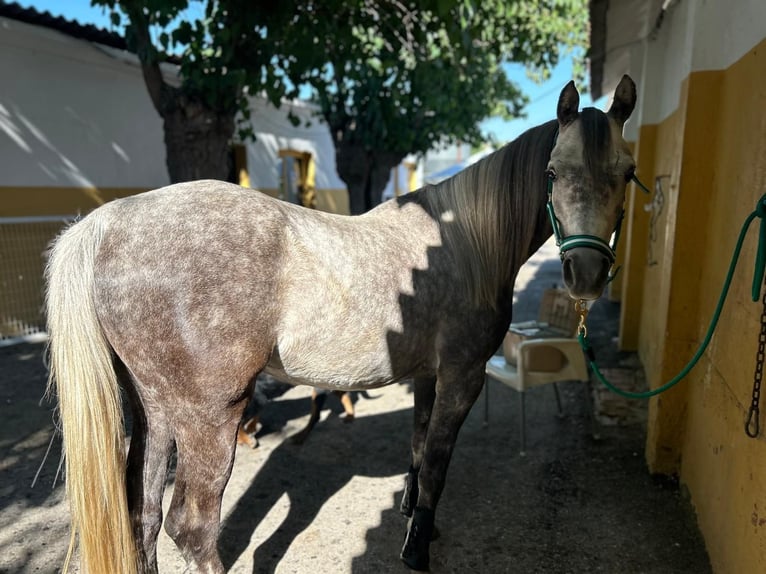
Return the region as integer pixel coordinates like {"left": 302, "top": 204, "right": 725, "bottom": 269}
{"left": 562, "top": 248, "right": 611, "bottom": 300}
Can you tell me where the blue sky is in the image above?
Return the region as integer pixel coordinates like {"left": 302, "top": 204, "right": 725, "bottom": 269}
{"left": 16, "top": 0, "right": 604, "bottom": 144}
{"left": 483, "top": 59, "right": 605, "bottom": 143}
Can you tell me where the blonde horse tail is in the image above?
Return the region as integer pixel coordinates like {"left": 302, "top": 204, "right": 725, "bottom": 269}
{"left": 46, "top": 213, "right": 138, "bottom": 574}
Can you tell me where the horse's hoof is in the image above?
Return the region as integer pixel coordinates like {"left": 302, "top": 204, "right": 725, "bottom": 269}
{"left": 400, "top": 537, "right": 429, "bottom": 571}
{"left": 400, "top": 507, "right": 433, "bottom": 571}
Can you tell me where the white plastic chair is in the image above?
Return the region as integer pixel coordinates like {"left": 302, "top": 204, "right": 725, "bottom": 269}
{"left": 483, "top": 336, "right": 591, "bottom": 455}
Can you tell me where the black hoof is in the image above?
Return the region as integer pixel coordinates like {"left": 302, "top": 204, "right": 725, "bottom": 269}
{"left": 400, "top": 507, "right": 433, "bottom": 571}
{"left": 399, "top": 467, "right": 418, "bottom": 517}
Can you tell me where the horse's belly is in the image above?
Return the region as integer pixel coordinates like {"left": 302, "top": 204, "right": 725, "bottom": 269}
{"left": 265, "top": 326, "right": 431, "bottom": 390}
{"left": 262, "top": 360, "right": 397, "bottom": 390}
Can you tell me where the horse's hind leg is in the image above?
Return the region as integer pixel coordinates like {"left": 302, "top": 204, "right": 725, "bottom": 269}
{"left": 122, "top": 370, "right": 175, "bottom": 574}
{"left": 164, "top": 411, "right": 241, "bottom": 573}
{"left": 400, "top": 368, "right": 485, "bottom": 571}
{"left": 400, "top": 376, "right": 436, "bottom": 517}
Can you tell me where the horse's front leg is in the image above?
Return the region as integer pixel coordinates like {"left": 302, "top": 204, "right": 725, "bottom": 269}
{"left": 400, "top": 376, "right": 436, "bottom": 517}
{"left": 400, "top": 366, "right": 485, "bottom": 571}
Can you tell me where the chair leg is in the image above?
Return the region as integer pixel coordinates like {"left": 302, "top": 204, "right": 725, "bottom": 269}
{"left": 519, "top": 392, "right": 526, "bottom": 456}
{"left": 553, "top": 382, "right": 564, "bottom": 419}
{"left": 582, "top": 379, "right": 602, "bottom": 441}
{"left": 483, "top": 376, "right": 489, "bottom": 427}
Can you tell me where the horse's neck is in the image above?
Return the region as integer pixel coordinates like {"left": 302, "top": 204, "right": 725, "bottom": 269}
{"left": 412, "top": 127, "right": 555, "bottom": 308}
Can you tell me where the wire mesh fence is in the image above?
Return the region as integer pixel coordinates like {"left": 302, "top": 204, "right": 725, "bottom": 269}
{"left": 0, "top": 216, "right": 75, "bottom": 346}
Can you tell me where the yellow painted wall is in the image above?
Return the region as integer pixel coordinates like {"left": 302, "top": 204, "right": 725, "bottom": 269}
{"left": 626, "top": 40, "right": 766, "bottom": 572}
{"left": 677, "top": 43, "right": 766, "bottom": 573}
{"left": 606, "top": 141, "right": 635, "bottom": 303}
{"left": 0, "top": 187, "right": 148, "bottom": 217}
{"left": 637, "top": 103, "right": 684, "bottom": 409}
{"left": 228, "top": 187, "right": 349, "bottom": 215}
{"left": 1, "top": 185, "right": 350, "bottom": 217}
{"left": 619, "top": 126, "right": 655, "bottom": 350}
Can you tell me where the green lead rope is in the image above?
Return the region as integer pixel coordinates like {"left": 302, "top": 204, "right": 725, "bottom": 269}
{"left": 579, "top": 193, "right": 766, "bottom": 400}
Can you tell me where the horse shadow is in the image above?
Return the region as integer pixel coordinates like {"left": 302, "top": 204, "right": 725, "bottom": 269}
{"left": 252, "top": 388, "right": 376, "bottom": 443}
{"left": 218, "top": 395, "right": 413, "bottom": 574}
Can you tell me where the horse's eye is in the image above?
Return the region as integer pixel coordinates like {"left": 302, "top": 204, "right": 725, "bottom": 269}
{"left": 545, "top": 168, "right": 557, "bottom": 181}
{"left": 625, "top": 166, "right": 636, "bottom": 182}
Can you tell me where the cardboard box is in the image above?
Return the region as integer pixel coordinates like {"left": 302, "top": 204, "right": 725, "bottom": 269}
{"left": 502, "top": 288, "right": 579, "bottom": 372}
{"left": 503, "top": 323, "right": 570, "bottom": 372}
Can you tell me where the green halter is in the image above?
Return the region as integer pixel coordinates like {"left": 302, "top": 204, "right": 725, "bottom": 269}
{"left": 545, "top": 171, "right": 651, "bottom": 267}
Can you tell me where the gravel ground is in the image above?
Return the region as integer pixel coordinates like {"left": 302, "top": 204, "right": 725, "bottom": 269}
{"left": 0, "top": 240, "right": 711, "bottom": 573}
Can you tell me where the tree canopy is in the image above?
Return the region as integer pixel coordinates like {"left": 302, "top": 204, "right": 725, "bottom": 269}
{"left": 93, "top": 0, "right": 588, "bottom": 211}
{"left": 274, "top": 0, "right": 588, "bottom": 212}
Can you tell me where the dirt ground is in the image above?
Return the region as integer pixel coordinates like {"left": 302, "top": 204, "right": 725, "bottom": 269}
{"left": 0, "top": 242, "right": 712, "bottom": 573}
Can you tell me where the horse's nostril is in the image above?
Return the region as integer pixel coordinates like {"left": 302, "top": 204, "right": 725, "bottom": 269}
{"left": 563, "top": 258, "right": 574, "bottom": 286}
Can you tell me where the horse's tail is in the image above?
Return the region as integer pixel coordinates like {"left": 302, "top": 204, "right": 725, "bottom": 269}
{"left": 46, "top": 212, "right": 138, "bottom": 574}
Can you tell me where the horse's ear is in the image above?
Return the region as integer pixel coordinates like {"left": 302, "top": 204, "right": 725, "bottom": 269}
{"left": 557, "top": 81, "right": 580, "bottom": 127}
{"left": 607, "top": 75, "right": 637, "bottom": 127}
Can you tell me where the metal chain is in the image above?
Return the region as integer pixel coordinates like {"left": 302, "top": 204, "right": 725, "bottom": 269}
{"left": 745, "top": 280, "right": 766, "bottom": 438}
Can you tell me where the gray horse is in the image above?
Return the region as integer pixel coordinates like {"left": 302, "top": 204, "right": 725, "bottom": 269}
{"left": 45, "top": 76, "right": 637, "bottom": 573}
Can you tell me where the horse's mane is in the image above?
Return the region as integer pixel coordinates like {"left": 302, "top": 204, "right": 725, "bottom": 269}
{"left": 415, "top": 120, "right": 559, "bottom": 309}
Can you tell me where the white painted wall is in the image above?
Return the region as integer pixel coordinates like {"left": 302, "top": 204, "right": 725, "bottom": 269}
{"left": 602, "top": 0, "right": 766, "bottom": 129}
{"left": 639, "top": 0, "right": 695, "bottom": 127}
{"left": 691, "top": 0, "right": 766, "bottom": 73}
{"left": 0, "top": 13, "right": 423, "bottom": 203}
{"left": 0, "top": 16, "right": 168, "bottom": 188}
{"left": 246, "top": 98, "right": 346, "bottom": 191}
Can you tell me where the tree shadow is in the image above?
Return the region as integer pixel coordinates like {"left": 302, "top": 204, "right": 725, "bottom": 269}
{"left": 0, "top": 343, "right": 63, "bottom": 513}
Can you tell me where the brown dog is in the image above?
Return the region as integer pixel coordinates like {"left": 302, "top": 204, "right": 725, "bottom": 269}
{"left": 237, "top": 378, "right": 355, "bottom": 448}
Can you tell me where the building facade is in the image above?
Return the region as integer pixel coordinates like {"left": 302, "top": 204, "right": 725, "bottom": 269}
{"left": 590, "top": 1, "right": 766, "bottom": 571}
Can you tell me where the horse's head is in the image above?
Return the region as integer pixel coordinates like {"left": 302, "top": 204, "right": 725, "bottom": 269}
{"left": 546, "top": 75, "right": 637, "bottom": 300}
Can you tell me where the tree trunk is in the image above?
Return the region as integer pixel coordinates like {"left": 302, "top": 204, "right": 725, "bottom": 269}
{"left": 334, "top": 140, "right": 404, "bottom": 215}
{"left": 123, "top": 3, "right": 238, "bottom": 185}
{"left": 163, "top": 97, "right": 236, "bottom": 183}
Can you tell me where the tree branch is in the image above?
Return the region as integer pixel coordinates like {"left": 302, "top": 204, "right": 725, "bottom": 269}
{"left": 120, "top": 1, "right": 172, "bottom": 115}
